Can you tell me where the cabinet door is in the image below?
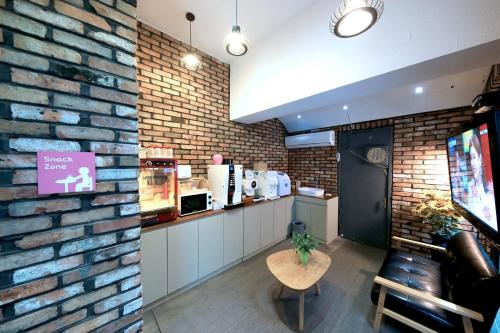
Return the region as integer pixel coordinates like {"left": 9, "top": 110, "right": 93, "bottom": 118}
{"left": 273, "top": 199, "right": 286, "bottom": 240}
{"left": 295, "top": 201, "right": 311, "bottom": 233}
{"left": 285, "top": 196, "right": 294, "bottom": 237}
{"left": 140, "top": 228, "right": 168, "bottom": 305}
{"left": 224, "top": 209, "right": 244, "bottom": 265}
{"left": 310, "top": 204, "right": 327, "bottom": 242}
{"left": 261, "top": 202, "right": 275, "bottom": 247}
{"left": 243, "top": 205, "right": 261, "bottom": 256}
{"left": 168, "top": 221, "right": 198, "bottom": 294}
{"left": 199, "top": 215, "right": 224, "bottom": 279}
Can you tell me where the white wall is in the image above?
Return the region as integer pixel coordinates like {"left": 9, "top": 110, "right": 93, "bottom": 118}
{"left": 230, "top": 0, "right": 500, "bottom": 123}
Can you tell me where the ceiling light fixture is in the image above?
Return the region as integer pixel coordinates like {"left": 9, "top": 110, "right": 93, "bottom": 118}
{"left": 330, "top": 0, "right": 384, "bottom": 38}
{"left": 225, "top": 0, "right": 248, "bottom": 56}
{"left": 415, "top": 86, "right": 424, "bottom": 94}
{"left": 181, "top": 12, "right": 201, "bottom": 71}
{"left": 343, "top": 105, "right": 348, "bottom": 110}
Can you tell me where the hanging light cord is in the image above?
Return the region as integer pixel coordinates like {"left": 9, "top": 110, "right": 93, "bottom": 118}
{"left": 235, "top": 0, "right": 238, "bottom": 25}
{"left": 189, "top": 20, "right": 192, "bottom": 48}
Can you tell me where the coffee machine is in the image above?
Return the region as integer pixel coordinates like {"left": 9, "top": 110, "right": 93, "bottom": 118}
{"left": 242, "top": 170, "right": 258, "bottom": 196}
{"left": 207, "top": 164, "right": 243, "bottom": 207}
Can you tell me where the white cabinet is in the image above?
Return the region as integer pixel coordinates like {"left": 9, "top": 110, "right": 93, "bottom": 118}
{"left": 260, "top": 202, "right": 274, "bottom": 247}
{"left": 223, "top": 209, "right": 243, "bottom": 266}
{"left": 273, "top": 199, "right": 286, "bottom": 240}
{"left": 140, "top": 228, "right": 168, "bottom": 306}
{"left": 274, "top": 196, "right": 294, "bottom": 240}
{"left": 140, "top": 196, "right": 304, "bottom": 303}
{"left": 167, "top": 221, "right": 199, "bottom": 294}
{"left": 310, "top": 204, "right": 327, "bottom": 241}
{"left": 294, "top": 196, "right": 339, "bottom": 244}
{"left": 199, "top": 215, "right": 224, "bottom": 279}
{"left": 285, "top": 196, "right": 294, "bottom": 235}
{"left": 295, "top": 200, "right": 311, "bottom": 233}
{"left": 243, "top": 205, "right": 261, "bottom": 256}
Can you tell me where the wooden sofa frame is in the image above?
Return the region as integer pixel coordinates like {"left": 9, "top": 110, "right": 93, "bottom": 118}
{"left": 373, "top": 236, "right": 484, "bottom": 333}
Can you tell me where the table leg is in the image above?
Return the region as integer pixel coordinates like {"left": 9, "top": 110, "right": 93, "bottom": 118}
{"left": 277, "top": 284, "right": 284, "bottom": 299}
{"left": 315, "top": 282, "right": 320, "bottom": 296}
{"left": 299, "top": 291, "right": 304, "bottom": 331}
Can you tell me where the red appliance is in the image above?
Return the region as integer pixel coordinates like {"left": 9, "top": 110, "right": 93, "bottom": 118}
{"left": 139, "top": 158, "right": 178, "bottom": 226}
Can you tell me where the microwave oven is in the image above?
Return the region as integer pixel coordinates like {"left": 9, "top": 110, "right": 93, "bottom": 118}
{"left": 179, "top": 191, "right": 212, "bottom": 216}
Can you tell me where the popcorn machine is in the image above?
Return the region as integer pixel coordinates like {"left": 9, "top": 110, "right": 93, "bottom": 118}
{"left": 139, "top": 158, "right": 178, "bottom": 226}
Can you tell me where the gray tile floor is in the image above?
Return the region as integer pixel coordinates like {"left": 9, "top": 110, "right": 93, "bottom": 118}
{"left": 143, "top": 238, "right": 411, "bottom": 333}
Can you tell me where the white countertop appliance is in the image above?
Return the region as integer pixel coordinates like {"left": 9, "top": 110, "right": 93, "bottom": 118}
{"left": 208, "top": 164, "right": 243, "bottom": 207}
{"left": 179, "top": 190, "right": 212, "bottom": 216}
{"left": 255, "top": 171, "right": 278, "bottom": 199}
{"left": 242, "top": 169, "right": 257, "bottom": 196}
{"left": 242, "top": 179, "right": 258, "bottom": 196}
{"left": 277, "top": 172, "right": 291, "bottom": 196}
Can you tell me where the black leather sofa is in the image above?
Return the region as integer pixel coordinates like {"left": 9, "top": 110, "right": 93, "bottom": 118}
{"left": 371, "top": 231, "right": 500, "bottom": 333}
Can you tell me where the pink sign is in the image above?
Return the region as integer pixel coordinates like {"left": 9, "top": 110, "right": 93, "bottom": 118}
{"left": 37, "top": 152, "right": 96, "bottom": 195}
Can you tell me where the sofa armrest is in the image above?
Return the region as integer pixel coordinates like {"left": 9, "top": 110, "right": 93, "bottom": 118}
{"left": 373, "top": 276, "right": 484, "bottom": 322}
{"left": 392, "top": 236, "right": 446, "bottom": 252}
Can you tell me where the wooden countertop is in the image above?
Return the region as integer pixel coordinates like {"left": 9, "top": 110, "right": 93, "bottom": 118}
{"left": 294, "top": 191, "right": 338, "bottom": 201}
{"left": 141, "top": 194, "right": 295, "bottom": 233}
{"left": 141, "top": 193, "right": 339, "bottom": 233}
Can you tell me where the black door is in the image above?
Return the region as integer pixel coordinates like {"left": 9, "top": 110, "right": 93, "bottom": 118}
{"left": 339, "top": 127, "right": 393, "bottom": 249}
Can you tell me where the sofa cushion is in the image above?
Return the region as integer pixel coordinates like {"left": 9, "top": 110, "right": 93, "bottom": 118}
{"left": 371, "top": 250, "right": 460, "bottom": 332}
{"left": 444, "top": 232, "right": 500, "bottom": 331}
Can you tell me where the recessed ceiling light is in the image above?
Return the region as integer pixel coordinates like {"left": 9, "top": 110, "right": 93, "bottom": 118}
{"left": 297, "top": 115, "right": 302, "bottom": 119}
{"left": 343, "top": 105, "right": 348, "bottom": 110}
{"left": 415, "top": 86, "right": 424, "bottom": 94}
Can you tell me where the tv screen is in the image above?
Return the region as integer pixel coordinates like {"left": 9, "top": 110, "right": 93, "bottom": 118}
{"left": 447, "top": 123, "right": 498, "bottom": 232}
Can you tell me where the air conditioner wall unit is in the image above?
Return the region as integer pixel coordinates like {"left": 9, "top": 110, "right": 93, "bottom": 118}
{"left": 285, "top": 130, "right": 335, "bottom": 149}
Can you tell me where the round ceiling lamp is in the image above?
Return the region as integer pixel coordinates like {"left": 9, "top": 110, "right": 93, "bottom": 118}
{"left": 181, "top": 12, "right": 201, "bottom": 70}
{"left": 330, "top": 0, "right": 384, "bottom": 38}
{"left": 225, "top": 0, "right": 248, "bottom": 56}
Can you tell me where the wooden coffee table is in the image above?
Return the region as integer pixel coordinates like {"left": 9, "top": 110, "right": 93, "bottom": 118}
{"left": 266, "top": 249, "right": 332, "bottom": 331}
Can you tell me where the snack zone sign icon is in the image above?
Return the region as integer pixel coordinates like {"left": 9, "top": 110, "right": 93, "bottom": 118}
{"left": 37, "top": 152, "right": 96, "bottom": 195}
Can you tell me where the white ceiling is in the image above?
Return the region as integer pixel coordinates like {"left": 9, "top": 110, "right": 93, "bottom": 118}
{"left": 280, "top": 66, "right": 491, "bottom": 132}
{"left": 138, "top": 0, "right": 500, "bottom": 132}
{"left": 137, "top": 0, "right": 319, "bottom": 63}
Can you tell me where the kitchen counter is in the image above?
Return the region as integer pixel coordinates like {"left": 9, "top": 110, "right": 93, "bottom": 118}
{"left": 141, "top": 194, "right": 296, "bottom": 233}
{"left": 294, "top": 192, "right": 338, "bottom": 201}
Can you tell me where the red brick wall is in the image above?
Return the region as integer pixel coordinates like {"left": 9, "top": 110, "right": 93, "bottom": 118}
{"left": 136, "top": 22, "right": 288, "bottom": 176}
{"left": 288, "top": 107, "right": 480, "bottom": 254}
{"left": 0, "top": 0, "right": 142, "bottom": 332}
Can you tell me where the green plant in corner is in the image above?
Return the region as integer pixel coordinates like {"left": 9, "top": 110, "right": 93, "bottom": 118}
{"left": 412, "top": 191, "right": 462, "bottom": 240}
{"left": 291, "top": 231, "right": 320, "bottom": 265}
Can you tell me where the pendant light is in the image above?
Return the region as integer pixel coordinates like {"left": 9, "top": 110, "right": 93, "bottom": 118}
{"left": 225, "top": 0, "right": 248, "bottom": 56}
{"left": 182, "top": 12, "right": 201, "bottom": 70}
{"left": 330, "top": 0, "right": 384, "bottom": 38}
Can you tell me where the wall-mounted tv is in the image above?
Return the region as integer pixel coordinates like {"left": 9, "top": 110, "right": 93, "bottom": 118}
{"left": 447, "top": 113, "right": 500, "bottom": 239}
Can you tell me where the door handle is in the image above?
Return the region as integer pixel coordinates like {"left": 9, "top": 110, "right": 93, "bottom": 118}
{"left": 384, "top": 198, "right": 387, "bottom": 209}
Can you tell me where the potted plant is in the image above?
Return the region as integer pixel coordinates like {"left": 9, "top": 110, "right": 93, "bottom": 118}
{"left": 291, "top": 231, "right": 319, "bottom": 265}
{"left": 412, "top": 191, "right": 462, "bottom": 250}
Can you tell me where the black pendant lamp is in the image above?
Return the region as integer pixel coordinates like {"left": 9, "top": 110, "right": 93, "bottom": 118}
{"left": 182, "top": 12, "right": 202, "bottom": 70}
{"left": 225, "top": 0, "right": 248, "bottom": 56}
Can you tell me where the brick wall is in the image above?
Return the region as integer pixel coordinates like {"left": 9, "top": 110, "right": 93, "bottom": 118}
{"left": 0, "top": 0, "right": 142, "bottom": 332}
{"left": 288, "top": 107, "right": 480, "bottom": 254}
{"left": 136, "top": 22, "right": 288, "bottom": 176}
